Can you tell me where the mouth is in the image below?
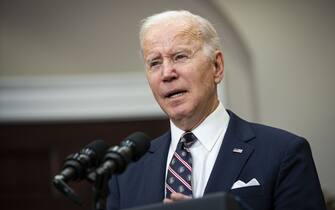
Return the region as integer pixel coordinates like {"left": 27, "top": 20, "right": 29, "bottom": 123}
{"left": 164, "top": 89, "right": 187, "bottom": 99}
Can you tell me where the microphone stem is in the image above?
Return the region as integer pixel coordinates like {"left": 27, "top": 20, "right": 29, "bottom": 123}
{"left": 52, "top": 176, "right": 83, "bottom": 206}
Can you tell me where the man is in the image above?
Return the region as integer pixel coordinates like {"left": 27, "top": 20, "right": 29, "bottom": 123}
{"left": 107, "top": 10, "right": 326, "bottom": 210}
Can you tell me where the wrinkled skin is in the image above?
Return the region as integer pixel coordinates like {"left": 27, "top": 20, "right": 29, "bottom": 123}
{"left": 143, "top": 19, "right": 224, "bottom": 131}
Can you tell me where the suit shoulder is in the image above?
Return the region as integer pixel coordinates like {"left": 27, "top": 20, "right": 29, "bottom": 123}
{"left": 251, "top": 122, "right": 304, "bottom": 142}
{"left": 247, "top": 121, "right": 311, "bottom": 156}
{"left": 228, "top": 110, "right": 307, "bottom": 146}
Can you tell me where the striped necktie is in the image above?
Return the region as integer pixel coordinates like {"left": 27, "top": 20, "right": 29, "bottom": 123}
{"left": 165, "top": 132, "right": 197, "bottom": 198}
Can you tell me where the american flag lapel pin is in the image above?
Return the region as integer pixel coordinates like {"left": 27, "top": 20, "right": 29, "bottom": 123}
{"left": 233, "top": 148, "right": 243, "bottom": 153}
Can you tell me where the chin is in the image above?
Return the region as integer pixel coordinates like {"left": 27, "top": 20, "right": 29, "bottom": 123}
{"left": 166, "top": 107, "right": 192, "bottom": 122}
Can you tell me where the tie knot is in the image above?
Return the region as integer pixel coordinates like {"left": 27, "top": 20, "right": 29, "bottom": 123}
{"left": 180, "top": 132, "right": 197, "bottom": 149}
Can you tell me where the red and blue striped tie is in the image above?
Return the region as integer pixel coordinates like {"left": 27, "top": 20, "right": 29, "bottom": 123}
{"left": 165, "top": 132, "right": 197, "bottom": 198}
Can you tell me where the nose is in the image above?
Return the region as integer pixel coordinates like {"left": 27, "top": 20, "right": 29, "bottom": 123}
{"left": 161, "top": 59, "right": 177, "bottom": 82}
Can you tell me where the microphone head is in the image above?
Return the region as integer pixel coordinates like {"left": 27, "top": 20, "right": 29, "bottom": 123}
{"left": 122, "top": 132, "right": 151, "bottom": 161}
{"left": 85, "top": 139, "right": 109, "bottom": 161}
{"left": 61, "top": 139, "right": 109, "bottom": 181}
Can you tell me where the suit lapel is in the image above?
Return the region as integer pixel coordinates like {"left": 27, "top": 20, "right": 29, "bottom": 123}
{"left": 137, "top": 111, "right": 256, "bottom": 200}
{"left": 140, "top": 132, "right": 171, "bottom": 203}
{"left": 205, "top": 110, "right": 255, "bottom": 194}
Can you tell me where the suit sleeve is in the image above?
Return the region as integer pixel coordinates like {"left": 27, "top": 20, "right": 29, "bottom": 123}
{"left": 274, "top": 137, "right": 326, "bottom": 210}
{"left": 107, "top": 175, "right": 120, "bottom": 210}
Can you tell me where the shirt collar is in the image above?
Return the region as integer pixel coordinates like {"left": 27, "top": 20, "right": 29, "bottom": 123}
{"left": 170, "top": 102, "right": 230, "bottom": 151}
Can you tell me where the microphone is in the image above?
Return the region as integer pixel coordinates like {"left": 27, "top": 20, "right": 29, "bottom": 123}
{"left": 52, "top": 140, "right": 109, "bottom": 205}
{"left": 95, "top": 132, "right": 150, "bottom": 176}
{"left": 54, "top": 139, "right": 109, "bottom": 182}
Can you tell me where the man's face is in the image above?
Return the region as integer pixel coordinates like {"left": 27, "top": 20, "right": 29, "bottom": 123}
{"left": 143, "top": 21, "right": 223, "bottom": 130}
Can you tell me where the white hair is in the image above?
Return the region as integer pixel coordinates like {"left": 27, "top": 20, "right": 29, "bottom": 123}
{"left": 139, "top": 10, "right": 222, "bottom": 59}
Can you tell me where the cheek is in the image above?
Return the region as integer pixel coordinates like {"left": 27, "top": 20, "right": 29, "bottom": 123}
{"left": 147, "top": 75, "right": 163, "bottom": 99}
{"left": 146, "top": 73, "right": 157, "bottom": 89}
{"left": 192, "top": 71, "right": 215, "bottom": 98}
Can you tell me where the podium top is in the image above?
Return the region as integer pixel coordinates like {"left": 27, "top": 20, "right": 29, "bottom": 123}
{"left": 124, "top": 192, "right": 245, "bottom": 210}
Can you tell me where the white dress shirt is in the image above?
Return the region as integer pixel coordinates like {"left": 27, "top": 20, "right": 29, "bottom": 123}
{"left": 165, "top": 102, "right": 230, "bottom": 198}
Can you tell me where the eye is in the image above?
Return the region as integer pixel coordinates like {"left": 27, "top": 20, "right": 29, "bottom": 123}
{"left": 148, "top": 59, "right": 162, "bottom": 69}
{"left": 174, "top": 53, "right": 189, "bottom": 62}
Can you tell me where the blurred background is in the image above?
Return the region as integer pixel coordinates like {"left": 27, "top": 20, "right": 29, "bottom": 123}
{"left": 0, "top": 0, "right": 334, "bottom": 209}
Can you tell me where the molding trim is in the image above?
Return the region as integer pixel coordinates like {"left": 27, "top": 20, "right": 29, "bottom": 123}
{"left": 0, "top": 73, "right": 165, "bottom": 122}
{"left": 0, "top": 73, "right": 225, "bottom": 122}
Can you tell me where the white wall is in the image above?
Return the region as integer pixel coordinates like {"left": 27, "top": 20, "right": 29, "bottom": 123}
{"left": 218, "top": 0, "right": 335, "bottom": 195}
{"left": 0, "top": 0, "right": 258, "bottom": 121}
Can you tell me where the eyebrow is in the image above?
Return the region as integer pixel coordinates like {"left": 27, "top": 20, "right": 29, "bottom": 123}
{"left": 144, "top": 44, "right": 197, "bottom": 62}
{"left": 173, "top": 48, "right": 193, "bottom": 54}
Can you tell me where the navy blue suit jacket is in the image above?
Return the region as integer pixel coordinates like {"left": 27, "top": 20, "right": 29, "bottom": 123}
{"left": 107, "top": 110, "right": 326, "bottom": 210}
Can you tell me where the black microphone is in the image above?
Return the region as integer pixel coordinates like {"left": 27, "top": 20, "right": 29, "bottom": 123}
{"left": 52, "top": 140, "right": 109, "bottom": 205}
{"left": 54, "top": 139, "right": 109, "bottom": 182}
{"left": 95, "top": 132, "right": 150, "bottom": 176}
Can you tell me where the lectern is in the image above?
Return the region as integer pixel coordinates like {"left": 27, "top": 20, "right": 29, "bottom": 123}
{"left": 124, "top": 192, "right": 249, "bottom": 210}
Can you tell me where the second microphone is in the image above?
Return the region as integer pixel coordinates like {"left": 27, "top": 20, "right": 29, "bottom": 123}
{"left": 95, "top": 132, "right": 151, "bottom": 176}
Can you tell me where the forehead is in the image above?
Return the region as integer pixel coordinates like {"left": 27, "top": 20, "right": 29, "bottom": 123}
{"left": 143, "top": 20, "right": 203, "bottom": 57}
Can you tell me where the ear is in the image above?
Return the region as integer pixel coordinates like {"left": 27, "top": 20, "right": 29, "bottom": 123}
{"left": 213, "top": 50, "right": 224, "bottom": 84}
